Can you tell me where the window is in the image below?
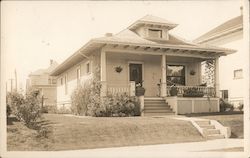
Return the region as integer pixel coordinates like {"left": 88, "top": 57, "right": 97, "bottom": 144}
{"left": 148, "top": 29, "right": 162, "bottom": 38}
{"left": 234, "top": 69, "right": 243, "bottom": 79}
{"left": 77, "top": 67, "right": 81, "bottom": 85}
{"left": 86, "top": 62, "right": 90, "bottom": 74}
{"left": 52, "top": 79, "right": 57, "bottom": 84}
{"left": 167, "top": 65, "right": 185, "bottom": 85}
{"left": 60, "top": 78, "right": 63, "bottom": 85}
{"left": 220, "top": 90, "right": 228, "bottom": 101}
{"left": 64, "top": 75, "right": 68, "bottom": 95}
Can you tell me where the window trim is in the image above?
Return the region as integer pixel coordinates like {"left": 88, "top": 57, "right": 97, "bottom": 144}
{"left": 86, "top": 61, "right": 91, "bottom": 75}
{"left": 148, "top": 28, "right": 163, "bottom": 38}
{"left": 233, "top": 69, "right": 243, "bottom": 79}
{"left": 76, "top": 66, "right": 81, "bottom": 85}
{"left": 167, "top": 64, "right": 186, "bottom": 86}
{"left": 64, "top": 74, "right": 68, "bottom": 95}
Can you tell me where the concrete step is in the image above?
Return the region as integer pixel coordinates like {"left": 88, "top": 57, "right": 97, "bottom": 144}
{"left": 207, "top": 134, "right": 225, "bottom": 140}
{"left": 195, "top": 120, "right": 210, "bottom": 126}
{"left": 199, "top": 125, "right": 215, "bottom": 129}
{"left": 144, "top": 112, "right": 175, "bottom": 116}
{"left": 144, "top": 109, "right": 173, "bottom": 113}
{"left": 203, "top": 129, "right": 220, "bottom": 135}
{"left": 144, "top": 104, "right": 170, "bottom": 108}
{"left": 144, "top": 97, "right": 165, "bottom": 100}
{"left": 144, "top": 107, "right": 171, "bottom": 110}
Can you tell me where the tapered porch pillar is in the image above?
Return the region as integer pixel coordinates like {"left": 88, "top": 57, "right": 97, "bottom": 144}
{"left": 161, "top": 55, "right": 167, "bottom": 97}
{"left": 100, "top": 49, "right": 107, "bottom": 97}
{"left": 214, "top": 58, "right": 220, "bottom": 97}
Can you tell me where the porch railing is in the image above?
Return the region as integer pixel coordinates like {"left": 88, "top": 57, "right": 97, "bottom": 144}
{"left": 166, "top": 86, "right": 216, "bottom": 97}
{"left": 107, "top": 82, "right": 135, "bottom": 96}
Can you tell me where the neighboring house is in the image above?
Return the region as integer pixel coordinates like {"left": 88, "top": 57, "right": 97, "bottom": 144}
{"left": 50, "top": 15, "right": 235, "bottom": 115}
{"left": 195, "top": 15, "right": 243, "bottom": 107}
{"left": 27, "top": 60, "right": 58, "bottom": 106}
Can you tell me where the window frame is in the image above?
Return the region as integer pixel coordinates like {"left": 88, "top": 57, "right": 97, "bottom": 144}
{"left": 64, "top": 74, "right": 68, "bottom": 95}
{"left": 233, "top": 69, "right": 243, "bottom": 79}
{"left": 167, "top": 65, "right": 186, "bottom": 86}
{"left": 76, "top": 66, "right": 81, "bottom": 85}
{"left": 86, "top": 61, "right": 91, "bottom": 74}
{"left": 148, "top": 28, "right": 163, "bottom": 39}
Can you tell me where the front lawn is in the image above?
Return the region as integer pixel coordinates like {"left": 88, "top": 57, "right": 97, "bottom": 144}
{"left": 8, "top": 114, "right": 205, "bottom": 151}
{"left": 185, "top": 111, "right": 244, "bottom": 138}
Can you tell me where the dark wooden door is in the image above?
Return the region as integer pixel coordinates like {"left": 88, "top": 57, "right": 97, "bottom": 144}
{"left": 129, "top": 63, "right": 142, "bottom": 85}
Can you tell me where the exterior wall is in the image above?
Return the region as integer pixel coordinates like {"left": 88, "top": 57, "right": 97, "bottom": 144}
{"left": 106, "top": 52, "right": 201, "bottom": 96}
{"left": 30, "top": 73, "right": 50, "bottom": 86}
{"left": 41, "top": 87, "right": 57, "bottom": 105}
{"left": 56, "top": 52, "right": 99, "bottom": 108}
{"left": 204, "top": 31, "right": 243, "bottom": 106}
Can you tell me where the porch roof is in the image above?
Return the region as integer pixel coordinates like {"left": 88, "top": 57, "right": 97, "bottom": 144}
{"left": 50, "top": 27, "right": 236, "bottom": 76}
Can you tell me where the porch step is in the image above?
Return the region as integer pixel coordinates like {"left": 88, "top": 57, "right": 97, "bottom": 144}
{"left": 144, "top": 106, "right": 171, "bottom": 110}
{"left": 144, "top": 112, "right": 175, "bottom": 116}
{"left": 144, "top": 97, "right": 174, "bottom": 116}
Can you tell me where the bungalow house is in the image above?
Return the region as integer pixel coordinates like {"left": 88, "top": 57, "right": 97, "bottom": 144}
{"left": 27, "top": 60, "right": 58, "bottom": 106}
{"left": 195, "top": 14, "right": 243, "bottom": 108}
{"left": 50, "top": 15, "right": 235, "bottom": 115}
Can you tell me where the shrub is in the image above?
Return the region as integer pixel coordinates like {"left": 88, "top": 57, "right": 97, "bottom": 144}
{"left": 220, "top": 99, "right": 234, "bottom": 112}
{"left": 18, "top": 90, "right": 42, "bottom": 127}
{"left": 71, "top": 67, "right": 101, "bottom": 116}
{"left": 91, "top": 93, "right": 141, "bottom": 117}
{"left": 238, "top": 103, "right": 243, "bottom": 111}
{"left": 183, "top": 87, "right": 204, "bottom": 97}
{"left": 6, "top": 91, "right": 25, "bottom": 119}
{"left": 7, "top": 104, "right": 12, "bottom": 117}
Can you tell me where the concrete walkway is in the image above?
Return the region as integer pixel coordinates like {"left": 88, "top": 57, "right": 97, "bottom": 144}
{"left": 6, "top": 139, "right": 244, "bottom": 158}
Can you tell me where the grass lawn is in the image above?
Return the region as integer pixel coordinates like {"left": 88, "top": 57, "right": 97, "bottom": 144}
{"left": 185, "top": 111, "right": 244, "bottom": 138}
{"left": 7, "top": 114, "right": 205, "bottom": 151}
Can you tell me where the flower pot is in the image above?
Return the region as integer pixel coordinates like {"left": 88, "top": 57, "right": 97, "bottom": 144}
{"left": 170, "top": 87, "right": 178, "bottom": 96}
{"left": 136, "top": 87, "right": 145, "bottom": 96}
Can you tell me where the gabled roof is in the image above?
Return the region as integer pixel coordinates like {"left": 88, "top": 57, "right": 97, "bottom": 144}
{"left": 128, "top": 15, "right": 178, "bottom": 30}
{"left": 194, "top": 15, "right": 243, "bottom": 43}
{"left": 50, "top": 15, "right": 236, "bottom": 76}
{"left": 30, "top": 60, "right": 58, "bottom": 76}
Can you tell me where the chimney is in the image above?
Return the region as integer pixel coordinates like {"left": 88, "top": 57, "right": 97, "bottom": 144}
{"left": 105, "top": 33, "right": 113, "bottom": 37}
{"left": 50, "top": 59, "right": 53, "bottom": 66}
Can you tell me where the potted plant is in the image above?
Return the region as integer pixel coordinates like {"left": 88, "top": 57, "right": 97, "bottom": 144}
{"left": 170, "top": 85, "right": 178, "bottom": 96}
{"left": 135, "top": 83, "right": 145, "bottom": 96}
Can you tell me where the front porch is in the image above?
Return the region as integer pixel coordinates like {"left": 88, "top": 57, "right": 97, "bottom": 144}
{"left": 98, "top": 44, "right": 221, "bottom": 115}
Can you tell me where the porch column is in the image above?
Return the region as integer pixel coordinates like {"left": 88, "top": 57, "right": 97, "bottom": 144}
{"left": 100, "top": 49, "right": 107, "bottom": 97}
{"left": 214, "top": 58, "right": 220, "bottom": 97}
{"left": 161, "top": 55, "right": 167, "bottom": 97}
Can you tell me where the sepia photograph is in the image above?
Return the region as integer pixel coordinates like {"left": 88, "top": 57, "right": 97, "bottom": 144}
{"left": 1, "top": 0, "right": 249, "bottom": 157}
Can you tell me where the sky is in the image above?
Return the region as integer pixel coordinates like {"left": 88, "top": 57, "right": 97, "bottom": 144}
{"left": 1, "top": 0, "right": 242, "bottom": 91}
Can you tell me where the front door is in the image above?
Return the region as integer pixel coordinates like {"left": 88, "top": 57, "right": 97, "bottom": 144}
{"left": 129, "top": 63, "right": 143, "bottom": 85}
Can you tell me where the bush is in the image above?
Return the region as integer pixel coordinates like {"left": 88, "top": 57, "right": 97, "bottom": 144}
{"left": 220, "top": 99, "right": 234, "bottom": 112}
{"left": 183, "top": 87, "right": 204, "bottom": 97}
{"left": 18, "top": 90, "right": 42, "bottom": 127}
{"left": 238, "top": 103, "right": 243, "bottom": 111}
{"left": 90, "top": 93, "right": 141, "bottom": 117}
{"left": 7, "top": 104, "right": 12, "bottom": 117}
{"left": 71, "top": 67, "right": 141, "bottom": 117}
{"left": 7, "top": 89, "right": 42, "bottom": 128}
{"left": 71, "top": 68, "right": 101, "bottom": 115}
{"left": 6, "top": 91, "right": 25, "bottom": 119}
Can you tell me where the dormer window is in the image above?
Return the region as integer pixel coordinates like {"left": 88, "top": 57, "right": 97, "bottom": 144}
{"left": 148, "top": 29, "right": 162, "bottom": 38}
